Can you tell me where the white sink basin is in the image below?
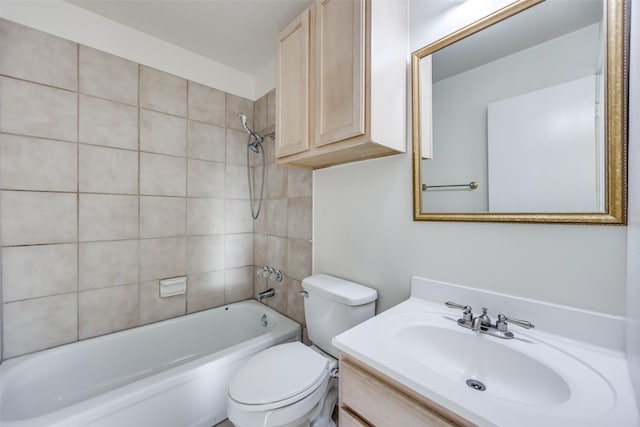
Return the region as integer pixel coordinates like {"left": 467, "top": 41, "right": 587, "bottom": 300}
{"left": 333, "top": 289, "right": 638, "bottom": 427}
{"left": 382, "top": 312, "right": 613, "bottom": 411}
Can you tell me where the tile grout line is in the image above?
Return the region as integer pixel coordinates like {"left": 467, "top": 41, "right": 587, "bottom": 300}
{"left": 251, "top": 98, "right": 256, "bottom": 303}
{"left": 184, "top": 81, "right": 189, "bottom": 315}
{"left": 0, "top": 73, "right": 244, "bottom": 129}
{"left": 0, "top": 130, "right": 79, "bottom": 145}
{"left": 223, "top": 94, "right": 228, "bottom": 305}
{"left": 0, "top": 73, "right": 77, "bottom": 94}
{"left": 5, "top": 281, "right": 138, "bottom": 305}
{"left": 76, "top": 41, "right": 81, "bottom": 343}
{"left": 137, "top": 63, "right": 142, "bottom": 328}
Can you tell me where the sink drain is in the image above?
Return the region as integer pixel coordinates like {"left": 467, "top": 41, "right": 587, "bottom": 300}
{"left": 466, "top": 379, "right": 486, "bottom": 391}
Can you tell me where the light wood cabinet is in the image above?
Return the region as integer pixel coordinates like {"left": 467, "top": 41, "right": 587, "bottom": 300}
{"left": 315, "top": 0, "right": 365, "bottom": 147}
{"left": 339, "top": 407, "right": 370, "bottom": 427}
{"left": 276, "top": 8, "right": 311, "bottom": 157}
{"left": 276, "top": 0, "right": 407, "bottom": 169}
{"left": 339, "top": 357, "right": 475, "bottom": 427}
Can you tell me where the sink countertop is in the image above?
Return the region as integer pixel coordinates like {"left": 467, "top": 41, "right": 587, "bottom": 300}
{"left": 333, "top": 277, "right": 640, "bottom": 427}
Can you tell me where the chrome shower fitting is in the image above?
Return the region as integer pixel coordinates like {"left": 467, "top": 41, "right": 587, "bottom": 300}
{"left": 258, "top": 288, "right": 275, "bottom": 301}
{"left": 237, "top": 113, "right": 276, "bottom": 152}
{"left": 238, "top": 113, "right": 263, "bottom": 148}
{"left": 238, "top": 112, "right": 267, "bottom": 220}
{"left": 257, "top": 266, "right": 283, "bottom": 282}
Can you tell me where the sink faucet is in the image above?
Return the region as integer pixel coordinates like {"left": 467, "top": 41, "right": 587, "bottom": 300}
{"left": 471, "top": 315, "right": 483, "bottom": 332}
{"left": 445, "top": 301, "right": 534, "bottom": 339}
{"left": 471, "top": 307, "right": 491, "bottom": 332}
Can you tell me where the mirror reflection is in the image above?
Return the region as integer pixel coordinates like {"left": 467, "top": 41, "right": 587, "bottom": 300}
{"left": 412, "top": 0, "right": 628, "bottom": 224}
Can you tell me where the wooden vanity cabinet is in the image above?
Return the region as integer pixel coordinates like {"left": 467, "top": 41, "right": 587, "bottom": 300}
{"left": 275, "top": 0, "right": 407, "bottom": 169}
{"left": 339, "top": 357, "right": 474, "bottom": 427}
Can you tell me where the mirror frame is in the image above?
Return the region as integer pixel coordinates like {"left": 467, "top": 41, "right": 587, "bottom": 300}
{"left": 411, "top": 0, "right": 629, "bottom": 224}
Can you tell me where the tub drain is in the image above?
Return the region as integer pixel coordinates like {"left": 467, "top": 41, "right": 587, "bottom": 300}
{"left": 261, "top": 314, "right": 268, "bottom": 327}
{"left": 466, "top": 379, "right": 486, "bottom": 391}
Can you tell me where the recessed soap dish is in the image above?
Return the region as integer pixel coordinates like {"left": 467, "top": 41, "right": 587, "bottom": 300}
{"left": 159, "top": 276, "right": 187, "bottom": 298}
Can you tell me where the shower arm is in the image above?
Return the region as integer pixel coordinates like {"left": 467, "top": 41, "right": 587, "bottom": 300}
{"left": 238, "top": 113, "right": 262, "bottom": 142}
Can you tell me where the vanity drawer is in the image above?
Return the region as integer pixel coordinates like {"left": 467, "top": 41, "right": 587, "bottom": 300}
{"left": 339, "top": 358, "right": 471, "bottom": 427}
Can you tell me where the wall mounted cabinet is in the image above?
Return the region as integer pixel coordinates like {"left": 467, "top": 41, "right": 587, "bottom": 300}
{"left": 276, "top": 0, "right": 407, "bottom": 169}
{"left": 276, "top": 8, "right": 311, "bottom": 158}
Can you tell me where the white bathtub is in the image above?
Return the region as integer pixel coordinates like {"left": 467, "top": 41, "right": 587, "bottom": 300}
{"left": 0, "top": 299, "right": 300, "bottom": 427}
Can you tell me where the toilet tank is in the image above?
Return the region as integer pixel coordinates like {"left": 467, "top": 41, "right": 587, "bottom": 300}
{"left": 302, "top": 274, "right": 377, "bottom": 358}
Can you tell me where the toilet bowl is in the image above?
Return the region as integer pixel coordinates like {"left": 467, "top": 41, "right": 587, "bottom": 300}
{"left": 227, "top": 342, "right": 338, "bottom": 427}
{"left": 227, "top": 275, "right": 377, "bottom": 427}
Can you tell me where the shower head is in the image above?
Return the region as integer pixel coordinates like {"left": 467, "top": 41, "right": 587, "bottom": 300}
{"left": 238, "top": 113, "right": 259, "bottom": 139}
{"left": 238, "top": 112, "right": 263, "bottom": 153}
{"left": 248, "top": 140, "right": 261, "bottom": 153}
{"left": 238, "top": 113, "right": 249, "bottom": 132}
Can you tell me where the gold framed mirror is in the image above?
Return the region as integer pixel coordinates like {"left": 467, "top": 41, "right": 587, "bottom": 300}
{"left": 412, "top": 0, "right": 628, "bottom": 224}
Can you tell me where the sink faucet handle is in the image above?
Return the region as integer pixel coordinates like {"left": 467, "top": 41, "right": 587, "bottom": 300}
{"left": 445, "top": 301, "right": 473, "bottom": 322}
{"left": 496, "top": 314, "right": 535, "bottom": 331}
{"left": 445, "top": 301, "right": 469, "bottom": 310}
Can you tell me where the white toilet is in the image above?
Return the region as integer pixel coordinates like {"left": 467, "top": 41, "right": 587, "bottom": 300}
{"left": 227, "top": 274, "right": 377, "bottom": 427}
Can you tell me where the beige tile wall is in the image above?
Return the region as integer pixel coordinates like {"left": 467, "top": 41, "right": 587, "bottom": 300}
{"left": 0, "top": 19, "right": 264, "bottom": 358}
{"left": 252, "top": 91, "right": 313, "bottom": 327}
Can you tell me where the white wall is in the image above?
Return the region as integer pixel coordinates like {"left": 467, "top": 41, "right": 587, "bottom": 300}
{"left": 487, "top": 76, "right": 599, "bottom": 212}
{"left": 626, "top": 0, "right": 640, "bottom": 408}
{"left": 0, "top": 0, "right": 263, "bottom": 100}
{"left": 313, "top": 0, "right": 629, "bottom": 316}
{"left": 254, "top": 60, "right": 277, "bottom": 101}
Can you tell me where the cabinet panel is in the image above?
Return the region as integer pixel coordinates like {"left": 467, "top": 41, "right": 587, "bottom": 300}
{"left": 276, "top": 8, "right": 311, "bottom": 157}
{"left": 340, "top": 358, "right": 464, "bottom": 427}
{"left": 315, "top": 0, "right": 365, "bottom": 146}
{"left": 340, "top": 407, "right": 371, "bottom": 427}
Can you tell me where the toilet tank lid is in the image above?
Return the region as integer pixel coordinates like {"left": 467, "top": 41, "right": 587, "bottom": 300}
{"left": 302, "top": 274, "right": 377, "bottom": 306}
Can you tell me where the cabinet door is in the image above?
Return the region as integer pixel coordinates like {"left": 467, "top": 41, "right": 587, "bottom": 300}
{"left": 340, "top": 408, "right": 371, "bottom": 427}
{"left": 340, "top": 359, "right": 462, "bottom": 427}
{"left": 315, "top": 0, "right": 365, "bottom": 147}
{"left": 276, "top": 8, "right": 311, "bottom": 158}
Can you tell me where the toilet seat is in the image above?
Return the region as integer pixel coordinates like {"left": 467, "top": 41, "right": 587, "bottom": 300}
{"left": 229, "top": 342, "right": 329, "bottom": 411}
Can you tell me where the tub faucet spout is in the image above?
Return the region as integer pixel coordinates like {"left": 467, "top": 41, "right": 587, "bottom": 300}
{"left": 258, "top": 288, "right": 275, "bottom": 301}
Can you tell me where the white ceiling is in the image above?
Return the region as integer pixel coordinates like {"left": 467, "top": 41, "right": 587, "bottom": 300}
{"left": 66, "top": 0, "right": 603, "bottom": 83}
{"left": 431, "top": 0, "right": 603, "bottom": 82}
{"left": 67, "top": 0, "right": 312, "bottom": 75}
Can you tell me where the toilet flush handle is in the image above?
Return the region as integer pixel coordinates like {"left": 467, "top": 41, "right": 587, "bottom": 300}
{"left": 299, "top": 291, "right": 309, "bottom": 298}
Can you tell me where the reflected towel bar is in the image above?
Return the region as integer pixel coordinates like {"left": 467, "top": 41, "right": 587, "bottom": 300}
{"left": 422, "top": 181, "right": 479, "bottom": 191}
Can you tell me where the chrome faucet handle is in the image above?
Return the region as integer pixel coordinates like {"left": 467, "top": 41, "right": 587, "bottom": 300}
{"left": 273, "top": 269, "right": 283, "bottom": 283}
{"left": 496, "top": 314, "right": 535, "bottom": 331}
{"left": 445, "top": 301, "right": 473, "bottom": 323}
{"left": 260, "top": 266, "right": 270, "bottom": 278}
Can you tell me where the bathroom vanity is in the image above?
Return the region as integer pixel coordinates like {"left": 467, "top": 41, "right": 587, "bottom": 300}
{"left": 333, "top": 277, "right": 639, "bottom": 426}
{"left": 339, "top": 356, "right": 472, "bottom": 426}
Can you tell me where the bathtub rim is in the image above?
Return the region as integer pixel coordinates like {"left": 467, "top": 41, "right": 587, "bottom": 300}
{"left": 0, "top": 299, "right": 301, "bottom": 426}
